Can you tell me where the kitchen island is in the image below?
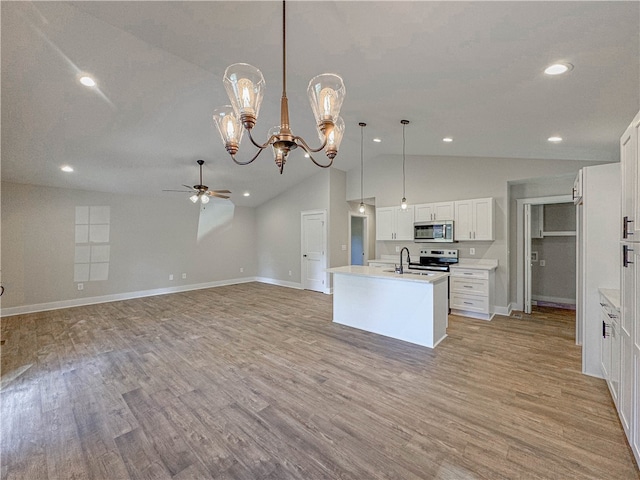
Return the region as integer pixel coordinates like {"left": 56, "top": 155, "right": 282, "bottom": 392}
{"left": 327, "top": 266, "right": 449, "bottom": 348}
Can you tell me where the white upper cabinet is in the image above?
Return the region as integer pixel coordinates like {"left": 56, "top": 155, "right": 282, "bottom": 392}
{"left": 454, "top": 198, "right": 495, "bottom": 241}
{"left": 621, "top": 110, "right": 640, "bottom": 241}
{"left": 375, "top": 206, "right": 415, "bottom": 241}
{"left": 415, "top": 202, "right": 455, "bottom": 222}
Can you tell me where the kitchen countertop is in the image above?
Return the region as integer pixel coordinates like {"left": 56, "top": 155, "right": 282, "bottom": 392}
{"left": 451, "top": 259, "right": 498, "bottom": 271}
{"left": 327, "top": 265, "right": 449, "bottom": 284}
{"left": 599, "top": 288, "right": 621, "bottom": 310}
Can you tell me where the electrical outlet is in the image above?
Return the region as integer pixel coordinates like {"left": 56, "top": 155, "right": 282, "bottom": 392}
{"left": 470, "top": 248, "right": 475, "bottom": 255}
{"left": 395, "top": 246, "right": 400, "bottom": 253}
{"left": 182, "top": 273, "right": 187, "bottom": 279}
{"left": 540, "top": 260, "right": 546, "bottom": 267}
{"left": 77, "top": 283, "right": 84, "bottom": 291}
{"left": 169, "top": 274, "right": 174, "bottom": 280}
{"left": 341, "top": 244, "right": 347, "bottom": 251}
{"left": 288, "top": 270, "right": 292, "bottom": 276}
{"left": 240, "top": 267, "right": 244, "bottom": 273}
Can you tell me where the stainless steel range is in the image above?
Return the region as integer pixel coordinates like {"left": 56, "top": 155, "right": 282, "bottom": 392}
{"left": 409, "top": 249, "right": 458, "bottom": 313}
{"left": 409, "top": 249, "right": 459, "bottom": 272}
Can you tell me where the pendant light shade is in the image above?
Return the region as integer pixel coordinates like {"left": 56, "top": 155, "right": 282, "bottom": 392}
{"left": 400, "top": 120, "right": 409, "bottom": 209}
{"left": 359, "top": 122, "right": 367, "bottom": 214}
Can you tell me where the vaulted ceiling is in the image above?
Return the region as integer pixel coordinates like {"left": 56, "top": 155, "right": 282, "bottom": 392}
{"left": 2, "top": 1, "right": 638, "bottom": 206}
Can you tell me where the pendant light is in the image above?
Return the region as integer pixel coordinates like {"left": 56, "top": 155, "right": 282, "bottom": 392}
{"left": 359, "top": 122, "right": 366, "bottom": 214}
{"left": 213, "top": 0, "right": 346, "bottom": 174}
{"left": 400, "top": 120, "right": 409, "bottom": 209}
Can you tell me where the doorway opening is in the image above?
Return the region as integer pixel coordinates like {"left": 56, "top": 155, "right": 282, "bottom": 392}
{"left": 349, "top": 213, "right": 368, "bottom": 266}
{"left": 516, "top": 195, "right": 574, "bottom": 314}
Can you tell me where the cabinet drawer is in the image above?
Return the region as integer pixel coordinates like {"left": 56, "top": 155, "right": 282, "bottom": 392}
{"left": 450, "top": 268, "right": 489, "bottom": 280}
{"left": 450, "top": 277, "right": 488, "bottom": 295}
{"left": 450, "top": 293, "right": 489, "bottom": 314}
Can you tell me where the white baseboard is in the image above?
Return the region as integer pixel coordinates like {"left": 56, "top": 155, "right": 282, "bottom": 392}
{"left": 493, "top": 304, "right": 513, "bottom": 317}
{"left": 254, "top": 277, "right": 303, "bottom": 290}
{"left": 1, "top": 276, "right": 306, "bottom": 317}
{"left": 532, "top": 295, "right": 576, "bottom": 305}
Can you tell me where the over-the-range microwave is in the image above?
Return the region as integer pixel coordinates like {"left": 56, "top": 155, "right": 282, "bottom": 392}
{"left": 414, "top": 220, "right": 454, "bottom": 243}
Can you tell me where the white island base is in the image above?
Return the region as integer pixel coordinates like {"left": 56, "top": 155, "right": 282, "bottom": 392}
{"left": 328, "top": 266, "right": 449, "bottom": 348}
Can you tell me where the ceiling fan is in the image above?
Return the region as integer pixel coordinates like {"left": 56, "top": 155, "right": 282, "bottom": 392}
{"left": 164, "top": 160, "right": 231, "bottom": 204}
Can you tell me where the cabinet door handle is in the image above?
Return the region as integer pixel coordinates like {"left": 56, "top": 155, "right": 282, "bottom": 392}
{"left": 623, "top": 216, "right": 634, "bottom": 239}
{"left": 464, "top": 285, "right": 473, "bottom": 288}
{"left": 623, "top": 244, "right": 634, "bottom": 267}
{"left": 463, "top": 301, "right": 473, "bottom": 305}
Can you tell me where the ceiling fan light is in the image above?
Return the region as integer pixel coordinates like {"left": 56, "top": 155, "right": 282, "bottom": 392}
{"left": 223, "top": 63, "right": 265, "bottom": 129}
{"left": 200, "top": 194, "right": 210, "bottom": 204}
{"left": 190, "top": 194, "right": 199, "bottom": 203}
{"left": 307, "top": 73, "right": 346, "bottom": 126}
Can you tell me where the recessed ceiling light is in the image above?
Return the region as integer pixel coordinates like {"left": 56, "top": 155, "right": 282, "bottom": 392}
{"left": 79, "top": 75, "right": 96, "bottom": 87}
{"left": 373, "top": 138, "right": 382, "bottom": 143}
{"left": 544, "top": 63, "right": 573, "bottom": 75}
{"left": 61, "top": 165, "right": 74, "bottom": 172}
{"left": 442, "top": 137, "right": 453, "bottom": 143}
{"left": 548, "top": 136, "right": 563, "bottom": 143}
{"left": 243, "top": 192, "right": 250, "bottom": 197}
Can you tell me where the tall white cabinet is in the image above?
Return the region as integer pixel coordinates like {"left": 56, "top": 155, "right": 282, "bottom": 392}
{"left": 619, "top": 110, "right": 640, "bottom": 465}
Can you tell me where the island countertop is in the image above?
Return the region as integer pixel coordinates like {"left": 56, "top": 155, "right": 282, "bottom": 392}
{"left": 327, "top": 265, "right": 449, "bottom": 284}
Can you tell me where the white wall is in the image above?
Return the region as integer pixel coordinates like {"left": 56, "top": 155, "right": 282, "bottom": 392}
{"left": 346, "top": 154, "right": 604, "bottom": 312}
{"left": 1, "top": 181, "right": 257, "bottom": 313}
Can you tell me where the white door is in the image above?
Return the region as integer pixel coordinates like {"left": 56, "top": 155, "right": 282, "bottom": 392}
{"left": 524, "top": 203, "right": 532, "bottom": 314}
{"left": 395, "top": 205, "right": 415, "bottom": 241}
{"left": 302, "top": 211, "right": 326, "bottom": 292}
{"left": 473, "top": 198, "right": 494, "bottom": 240}
{"left": 375, "top": 207, "right": 395, "bottom": 240}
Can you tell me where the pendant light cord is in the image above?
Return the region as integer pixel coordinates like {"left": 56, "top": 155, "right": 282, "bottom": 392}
{"left": 402, "top": 122, "right": 406, "bottom": 198}
{"left": 360, "top": 124, "right": 364, "bottom": 204}
{"left": 282, "top": 0, "right": 287, "bottom": 97}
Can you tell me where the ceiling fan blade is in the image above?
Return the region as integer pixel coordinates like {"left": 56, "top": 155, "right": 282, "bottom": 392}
{"left": 163, "top": 189, "right": 193, "bottom": 193}
{"left": 182, "top": 184, "right": 196, "bottom": 190}
{"left": 211, "top": 189, "right": 231, "bottom": 194}
{"left": 208, "top": 193, "right": 230, "bottom": 199}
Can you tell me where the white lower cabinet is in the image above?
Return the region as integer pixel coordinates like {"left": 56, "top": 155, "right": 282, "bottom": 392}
{"left": 600, "top": 292, "right": 621, "bottom": 405}
{"left": 449, "top": 266, "right": 495, "bottom": 320}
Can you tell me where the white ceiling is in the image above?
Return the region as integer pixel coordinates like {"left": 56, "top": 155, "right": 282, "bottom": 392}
{"left": 2, "top": 1, "right": 639, "bottom": 207}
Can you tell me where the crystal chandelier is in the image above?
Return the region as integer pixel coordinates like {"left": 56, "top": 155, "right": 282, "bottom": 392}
{"left": 213, "top": 1, "right": 346, "bottom": 174}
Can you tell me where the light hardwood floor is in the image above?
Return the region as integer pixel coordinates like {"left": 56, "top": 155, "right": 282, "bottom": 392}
{"left": 1, "top": 282, "right": 638, "bottom": 479}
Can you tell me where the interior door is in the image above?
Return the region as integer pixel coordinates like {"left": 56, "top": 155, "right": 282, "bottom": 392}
{"left": 524, "top": 203, "right": 532, "bottom": 314}
{"left": 302, "top": 211, "right": 326, "bottom": 292}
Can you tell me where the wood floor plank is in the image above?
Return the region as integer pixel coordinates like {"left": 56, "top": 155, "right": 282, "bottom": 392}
{"left": 1, "top": 282, "right": 638, "bottom": 479}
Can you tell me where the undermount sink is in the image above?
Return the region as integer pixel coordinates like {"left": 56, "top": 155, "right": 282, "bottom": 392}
{"left": 382, "top": 269, "right": 436, "bottom": 276}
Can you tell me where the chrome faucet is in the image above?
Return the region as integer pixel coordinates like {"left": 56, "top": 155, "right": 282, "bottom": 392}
{"left": 397, "top": 247, "right": 411, "bottom": 274}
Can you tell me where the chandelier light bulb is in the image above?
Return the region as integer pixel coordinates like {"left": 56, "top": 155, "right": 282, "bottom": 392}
{"left": 401, "top": 197, "right": 408, "bottom": 210}
{"left": 359, "top": 202, "right": 366, "bottom": 214}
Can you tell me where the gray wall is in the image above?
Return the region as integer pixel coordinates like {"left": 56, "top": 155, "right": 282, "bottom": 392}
{"left": 2, "top": 181, "right": 257, "bottom": 310}
{"left": 255, "top": 169, "right": 329, "bottom": 286}
{"left": 255, "top": 167, "right": 349, "bottom": 291}
{"left": 346, "top": 154, "right": 603, "bottom": 312}
{"left": 531, "top": 236, "right": 576, "bottom": 303}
